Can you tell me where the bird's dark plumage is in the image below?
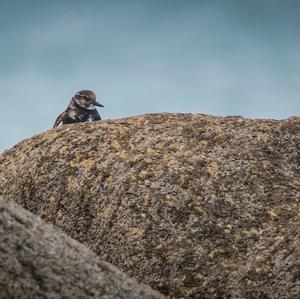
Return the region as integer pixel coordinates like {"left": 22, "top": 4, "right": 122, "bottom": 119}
{"left": 53, "top": 90, "right": 104, "bottom": 128}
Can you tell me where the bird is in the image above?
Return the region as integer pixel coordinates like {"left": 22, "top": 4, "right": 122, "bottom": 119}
{"left": 53, "top": 90, "right": 104, "bottom": 128}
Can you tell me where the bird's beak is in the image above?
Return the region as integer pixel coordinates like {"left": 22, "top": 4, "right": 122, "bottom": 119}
{"left": 95, "top": 101, "right": 104, "bottom": 107}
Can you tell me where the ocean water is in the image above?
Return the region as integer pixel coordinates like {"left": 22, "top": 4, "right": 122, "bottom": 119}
{"left": 1, "top": 0, "right": 299, "bottom": 153}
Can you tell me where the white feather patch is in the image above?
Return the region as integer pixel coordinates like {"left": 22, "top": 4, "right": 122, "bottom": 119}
{"left": 86, "top": 105, "right": 96, "bottom": 110}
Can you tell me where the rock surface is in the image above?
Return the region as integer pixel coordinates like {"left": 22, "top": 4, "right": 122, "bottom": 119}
{"left": 1, "top": 113, "right": 300, "bottom": 298}
{"left": 0, "top": 198, "right": 164, "bottom": 299}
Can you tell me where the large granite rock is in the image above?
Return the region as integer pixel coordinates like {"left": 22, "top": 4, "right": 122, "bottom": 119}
{"left": 1, "top": 113, "right": 300, "bottom": 298}
{"left": 0, "top": 198, "right": 164, "bottom": 299}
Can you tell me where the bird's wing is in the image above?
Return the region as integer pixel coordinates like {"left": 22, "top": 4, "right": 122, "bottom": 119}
{"left": 90, "top": 109, "right": 101, "bottom": 121}
{"left": 53, "top": 112, "right": 68, "bottom": 128}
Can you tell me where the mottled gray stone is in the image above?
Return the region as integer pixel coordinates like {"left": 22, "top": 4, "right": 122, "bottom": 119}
{"left": 0, "top": 199, "right": 164, "bottom": 299}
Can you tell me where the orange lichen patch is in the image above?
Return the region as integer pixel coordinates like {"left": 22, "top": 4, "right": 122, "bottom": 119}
{"left": 208, "top": 247, "right": 225, "bottom": 258}
{"left": 56, "top": 210, "right": 65, "bottom": 221}
{"left": 66, "top": 176, "right": 80, "bottom": 190}
{"left": 48, "top": 196, "right": 56, "bottom": 203}
{"left": 96, "top": 203, "right": 118, "bottom": 221}
{"left": 224, "top": 228, "right": 231, "bottom": 234}
{"left": 194, "top": 205, "right": 203, "bottom": 214}
{"left": 127, "top": 227, "right": 145, "bottom": 241}
{"left": 138, "top": 170, "right": 148, "bottom": 178}
{"left": 267, "top": 209, "right": 280, "bottom": 220}
{"left": 109, "top": 123, "right": 130, "bottom": 133}
{"left": 38, "top": 131, "right": 58, "bottom": 143}
{"left": 220, "top": 260, "right": 231, "bottom": 268}
{"left": 111, "top": 140, "right": 121, "bottom": 149}
{"left": 136, "top": 117, "right": 148, "bottom": 125}
{"left": 144, "top": 193, "right": 151, "bottom": 205}
{"left": 194, "top": 153, "right": 207, "bottom": 161}
{"left": 144, "top": 158, "right": 153, "bottom": 164}
{"left": 0, "top": 176, "right": 8, "bottom": 189}
{"left": 117, "top": 150, "right": 127, "bottom": 159}
{"left": 200, "top": 140, "right": 208, "bottom": 146}
{"left": 79, "top": 159, "right": 95, "bottom": 169}
{"left": 207, "top": 162, "right": 219, "bottom": 176}
{"left": 146, "top": 148, "right": 156, "bottom": 157}
{"left": 163, "top": 154, "right": 177, "bottom": 167}
{"left": 69, "top": 159, "right": 77, "bottom": 168}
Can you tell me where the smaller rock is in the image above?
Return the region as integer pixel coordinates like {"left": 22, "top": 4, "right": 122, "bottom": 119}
{"left": 0, "top": 198, "right": 164, "bottom": 299}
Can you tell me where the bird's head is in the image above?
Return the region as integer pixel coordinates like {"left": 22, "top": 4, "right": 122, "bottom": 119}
{"left": 73, "top": 90, "right": 104, "bottom": 110}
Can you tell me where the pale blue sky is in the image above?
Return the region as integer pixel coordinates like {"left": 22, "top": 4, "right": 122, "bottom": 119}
{"left": 1, "top": 0, "right": 299, "bottom": 152}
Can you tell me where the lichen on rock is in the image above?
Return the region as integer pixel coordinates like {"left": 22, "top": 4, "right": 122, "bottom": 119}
{"left": 1, "top": 113, "right": 300, "bottom": 298}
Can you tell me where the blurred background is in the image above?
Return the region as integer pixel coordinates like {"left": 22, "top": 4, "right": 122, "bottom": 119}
{"left": 0, "top": 0, "right": 299, "bottom": 152}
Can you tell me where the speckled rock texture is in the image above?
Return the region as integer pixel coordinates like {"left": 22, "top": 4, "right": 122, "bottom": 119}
{"left": 1, "top": 113, "right": 300, "bottom": 298}
{"left": 0, "top": 198, "right": 164, "bottom": 299}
